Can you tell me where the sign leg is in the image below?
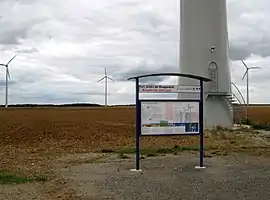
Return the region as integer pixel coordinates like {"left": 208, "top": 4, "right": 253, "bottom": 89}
{"left": 195, "top": 80, "right": 206, "bottom": 169}
{"left": 130, "top": 78, "right": 142, "bottom": 172}
{"left": 195, "top": 132, "right": 206, "bottom": 169}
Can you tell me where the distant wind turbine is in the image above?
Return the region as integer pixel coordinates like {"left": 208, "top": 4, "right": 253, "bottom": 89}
{"left": 97, "top": 68, "right": 114, "bottom": 107}
{"left": 241, "top": 60, "right": 260, "bottom": 106}
{"left": 0, "top": 55, "right": 17, "bottom": 108}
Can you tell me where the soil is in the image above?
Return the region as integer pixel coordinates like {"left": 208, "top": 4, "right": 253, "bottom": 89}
{"left": 0, "top": 107, "right": 202, "bottom": 153}
{"left": 0, "top": 107, "right": 269, "bottom": 199}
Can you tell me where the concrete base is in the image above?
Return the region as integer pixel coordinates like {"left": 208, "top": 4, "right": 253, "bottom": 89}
{"left": 130, "top": 169, "right": 142, "bottom": 172}
{"left": 195, "top": 166, "right": 206, "bottom": 169}
{"left": 204, "top": 97, "right": 233, "bottom": 129}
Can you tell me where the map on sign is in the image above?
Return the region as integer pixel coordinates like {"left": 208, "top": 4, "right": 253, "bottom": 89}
{"left": 141, "top": 101, "right": 199, "bottom": 135}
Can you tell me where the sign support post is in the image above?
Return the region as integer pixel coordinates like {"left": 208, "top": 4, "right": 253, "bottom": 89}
{"left": 128, "top": 73, "right": 211, "bottom": 172}
{"left": 196, "top": 80, "right": 205, "bottom": 169}
{"left": 135, "top": 78, "right": 141, "bottom": 171}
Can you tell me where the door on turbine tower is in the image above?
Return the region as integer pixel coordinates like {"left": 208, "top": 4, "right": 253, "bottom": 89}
{"left": 208, "top": 61, "right": 218, "bottom": 92}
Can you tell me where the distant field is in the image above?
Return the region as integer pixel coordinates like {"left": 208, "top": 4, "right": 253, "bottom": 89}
{"left": 247, "top": 106, "right": 270, "bottom": 123}
{"left": 0, "top": 105, "right": 269, "bottom": 154}
{"left": 0, "top": 107, "right": 200, "bottom": 154}
{"left": 233, "top": 104, "right": 270, "bottom": 123}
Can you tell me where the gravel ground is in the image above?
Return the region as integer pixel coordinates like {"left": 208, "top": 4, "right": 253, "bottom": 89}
{"left": 59, "top": 153, "right": 270, "bottom": 200}
{"left": 0, "top": 183, "right": 45, "bottom": 200}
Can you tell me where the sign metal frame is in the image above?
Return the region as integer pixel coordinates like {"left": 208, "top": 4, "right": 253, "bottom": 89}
{"left": 127, "top": 73, "right": 212, "bottom": 171}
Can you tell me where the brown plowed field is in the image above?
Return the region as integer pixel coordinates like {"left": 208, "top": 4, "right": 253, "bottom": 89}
{"left": 234, "top": 105, "right": 270, "bottom": 123}
{"left": 247, "top": 106, "right": 270, "bottom": 123}
{"left": 1, "top": 106, "right": 269, "bottom": 154}
{"left": 1, "top": 106, "right": 270, "bottom": 200}
{"left": 0, "top": 107, "right": 203, "bottom": 154}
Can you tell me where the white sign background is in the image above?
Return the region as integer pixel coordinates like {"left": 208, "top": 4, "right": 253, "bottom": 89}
{"left": 141, "top": 101, "right": 200, "bottom": 135}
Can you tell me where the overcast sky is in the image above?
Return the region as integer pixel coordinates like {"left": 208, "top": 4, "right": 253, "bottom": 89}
{"left": 0, "top": 0, "right": 269, "bottom": 105}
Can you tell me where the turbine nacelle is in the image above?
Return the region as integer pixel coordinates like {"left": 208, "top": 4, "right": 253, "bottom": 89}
{"left": 97, "top": 68, "right": 114, "bottom": 83}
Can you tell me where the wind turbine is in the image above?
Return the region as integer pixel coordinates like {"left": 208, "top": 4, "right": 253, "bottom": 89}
{"left": 97, "top": 68, "right": 114, "bottom": 107}
{"left": 184, "top": 104, "right": 194, "bottom": 122}
{"left": 241, "top": 60, "right": 260, "bottom": 106}
{"left": 0, "top": 55, "right": 17, "bottom": 108}
{"left": 187, "top": 104, "right": 194, "bottom": 112}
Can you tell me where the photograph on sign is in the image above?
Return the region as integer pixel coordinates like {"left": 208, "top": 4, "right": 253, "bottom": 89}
{"left": 139, "top": 85, "right": 200, "bottom": 93}
{"left": 141, "top": 101, "right": 200, "bottom": 135}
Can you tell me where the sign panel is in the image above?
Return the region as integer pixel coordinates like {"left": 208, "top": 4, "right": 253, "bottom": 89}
{"left": 139, "top": 85, "right": 200, "bottom": 93}
{"left": 141, "top": 101, "right": 199, "bottom": 135}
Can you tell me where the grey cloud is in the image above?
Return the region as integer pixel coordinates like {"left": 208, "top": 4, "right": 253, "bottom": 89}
{"left": 74, "top": 91, "right": 104, "bottom": 96}
{"left": 115, "top": 64, "right": 178, "bottom": 83}
{"left": 0, "top": 0, "right": 33, "bottom": 3}
{"left": 0, "top": 27, "right": 28, "bottom": 45}
{"left": 128, "top": 10, "right": 173, "bottom": 36}
{"left": 246, "top": 69, "right": 269, "bottom": 84}
{"left": 114, "top": 0, "right": 140, "bottom": 4}
{"left": 132, "top": 10, "right": 170, "bottom": 29}
{"left": 9, "top": 84, "right": 92, "bottom": 104}
{"left": 229, "top": 45, "right": 251, "bottom": 61}
{"left": 0, "top": 0, "right": 269, "bottom": 105}
{"left": 16, "top": 92, "right": 84, "bottom": 104}
{"left": 227, "top": 0, "right": 270, "bottom": 61}
{"left": 9, "top": 81, "right": 130, "bottom": 104}
{"left": 16, "top": 47, "right": 39, "bottom": 54}
{"left": 40, "top": 56, "right": 123, "bottom": 80}
{"left": 0, "top": 79, "right": 16, "bottom": 89}
{"left": 249, "top": 36, "right": 270, "bottom": 57}
{"left": 229, "top": 35, "right": 270, "bottom": 61}
{"left": 16, "top": 0, "right": 35, "bottom": 4}
{"left": 11, "top": 73, "right": 40, "bottom": 84}
{"left": 0, "top": 80, "right": 6, "bottom": 86}
{"left": 74, "top": 91, "right": 131, "bottom": 97}
{"left": 0, "top": 1, "right": 49, "bottom": 45}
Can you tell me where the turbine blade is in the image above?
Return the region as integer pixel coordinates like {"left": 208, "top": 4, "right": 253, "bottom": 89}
{"left": 7, "top": 68, "right": 11, "bottom": 79}
{"left": 97, "top": 77, "right": 105, "bottom": 83}
{"left": 249, "top": 66, "right": 261, "bottom": 69}
{"left": 105, "top": 68, "right": 107, "bottom": 76}
{"left": 6, "top": 55, "right": 17, "bottom": 65}
{"left": 108, "top": 77, "right": 114, "bottom": 81}
{"left": 242, "top": 70, "right": 248, "bottom": 80}
{"left": 241, "top": 60, "right": 248, "bottom": 69}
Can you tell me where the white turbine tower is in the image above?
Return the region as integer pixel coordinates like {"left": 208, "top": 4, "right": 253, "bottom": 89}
{"left": 179, "top": 0, "right": 233, "bottom": 128}
{"left": 0, "top": 55, "right": 17, "bottom": 108}
{"left": 241, "top": 60, "right": 260, "bottom": 106}
{"left": 97, "top": 68, "right": 114, "bottom": 107}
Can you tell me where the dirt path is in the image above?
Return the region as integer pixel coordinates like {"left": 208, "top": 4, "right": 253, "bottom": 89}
{"left": 0, "top": 183, "right": 44, "bottom": 200}
{"left": 1, "top": 151, "right": 270, "bottom": 200}
{"left": 0, "top": 152, "right": 106, "bottom": 200}
{"left": 57, "top": 153, "right": 270, "bottom": 200}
